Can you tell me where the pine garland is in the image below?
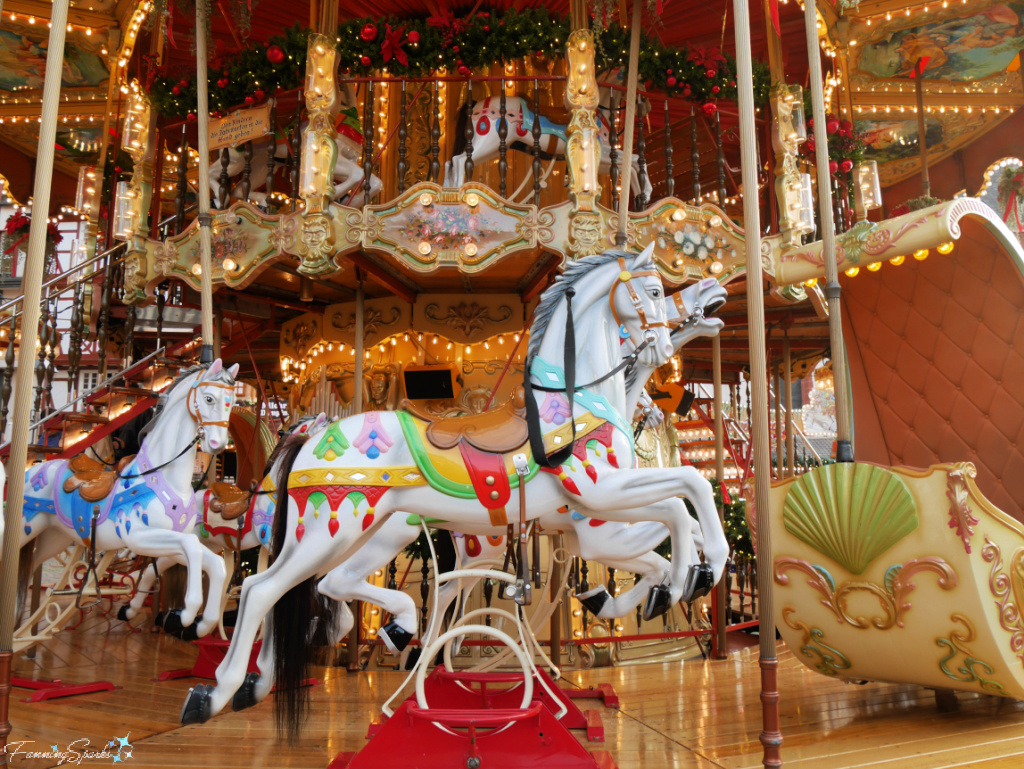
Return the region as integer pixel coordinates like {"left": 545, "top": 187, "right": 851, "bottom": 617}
{"left": 148, "top": 9, "right": 771, "bottom": 119}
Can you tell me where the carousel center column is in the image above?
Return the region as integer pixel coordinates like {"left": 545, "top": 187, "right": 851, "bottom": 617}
{"left": 565, "top": 6, "right": 603, "bottom": 258}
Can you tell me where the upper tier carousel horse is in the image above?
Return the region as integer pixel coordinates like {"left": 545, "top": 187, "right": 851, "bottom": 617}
{"left": 212, "top": 87, "right": 382, "bottom": 209}
{"left": 120, "top": 415, "right": 328, "bottom": 632}
{"left": 18, "top": 360, "right": 238, "bottom": 639}
{"left": 311, "top": 277, "right": 730, "bottom": 654}
{"left": 445, "top": 79, "right": 653, "bottom": 202}
{"left": 180, "top": 245, "right": 729, "bottom": 731}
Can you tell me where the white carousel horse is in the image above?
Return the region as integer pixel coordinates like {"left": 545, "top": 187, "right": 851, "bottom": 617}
{"left": 445, "top": 79, "right": 653, "bottom": 203}
{"left": 212, "top": 93, "right": 382, "bottom": 209}
{"left": 120, "top": 415, "right": 329, "bottom": 629}
{"left": 180, "top": 245, "right": 727, "bottom": 730}
{"left": 18, "top": 360, "right": 238, "bottom": 639}
{"left": 314, "top": 278, "right": 729, "bottom": 651}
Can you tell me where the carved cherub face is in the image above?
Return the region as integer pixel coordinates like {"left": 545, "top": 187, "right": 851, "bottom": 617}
{"left": 302, "top": 216, "right": 330, "bottom": 253}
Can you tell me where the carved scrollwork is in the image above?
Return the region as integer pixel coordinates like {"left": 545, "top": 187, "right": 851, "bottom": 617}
{"left": 782, "top": 607, "right": 852, "bottom": 677}
{"left": 282, "top": 316, "right": 321, "bottom": 358}
{"left": 946, "top": 464, "right": 980, "bottom": 554}
{"left": 331, "top": 306, "right": 401, "bottom": 338}
{"left": 936, "top": 613, "right": 1006, "bottom": 694}
{"left": 462, "top": 360, "right": 525, "bottom": 376}
{"left": 425, "top": 302, "right": 512, "bottom": 337}
{"left": 981, "top": 537, "right": 1024, "bottom": 667}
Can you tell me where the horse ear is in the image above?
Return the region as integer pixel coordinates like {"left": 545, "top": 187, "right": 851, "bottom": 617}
{"left": 228, "top": 363, "right": 240, "bottom": 379}
{"left": 635, "top": 241, "right": 656, "bottom": 267}
{"left": 207, "top": 359, "right": 223, "bottom": 377}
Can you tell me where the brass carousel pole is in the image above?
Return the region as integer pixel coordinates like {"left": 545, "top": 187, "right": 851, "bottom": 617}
{"left": 733, "top": 0, "right": 780, "bottom": 763}
{"left": 615, "top": 0, "right": 643, "bottom": 245}
{"left": 195, "top": 0, "right": 216, "bottom": 363}
{"left": 0, "top": 0, "right": 71, "bottom": 752}
{"left": 804, "top": 0, "right": 853, "bottom": 462}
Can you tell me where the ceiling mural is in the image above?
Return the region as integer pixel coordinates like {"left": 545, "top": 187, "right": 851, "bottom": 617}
{"left": 0, "top": 23, "right": 109, "bottom": 93}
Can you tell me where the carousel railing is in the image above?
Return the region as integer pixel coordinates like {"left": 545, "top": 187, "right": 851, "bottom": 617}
{"left": 149, "top": 76, "right": 747, "bottom": 236}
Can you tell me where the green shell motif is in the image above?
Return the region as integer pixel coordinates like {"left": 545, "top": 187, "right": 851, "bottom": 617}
{"left": 783, "top": 463, "right": 918, "bottom": 575}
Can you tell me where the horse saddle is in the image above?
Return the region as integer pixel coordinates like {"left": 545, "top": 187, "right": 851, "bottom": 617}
{"left": 208, "top": 482, "right": 252, "bottom": 520}
{"left": 399, "top": 386, "right": 529, "bottom": 454}
{"left": 63, "top": 454, "right": 135, "bottom": 503}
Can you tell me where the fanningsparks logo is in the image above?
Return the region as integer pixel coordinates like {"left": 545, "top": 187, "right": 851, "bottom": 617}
{"left": 5, "top": 733, "right": 133, "bottom": 764}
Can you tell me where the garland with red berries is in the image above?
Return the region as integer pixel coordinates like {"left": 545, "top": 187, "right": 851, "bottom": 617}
{"left": 149, "top": 9, "right": 770, "bottom": 120}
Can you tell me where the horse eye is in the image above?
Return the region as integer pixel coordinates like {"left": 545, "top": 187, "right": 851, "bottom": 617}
{"left": 205, "top": 395, "right": 214, "bottom": 404}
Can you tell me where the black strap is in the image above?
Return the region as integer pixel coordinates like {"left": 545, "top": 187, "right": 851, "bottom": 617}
{"left": 525, "top": 288, "right": 577, "bottom": 468}
{"left": 633, "top": 410, "right": 651, "bottom": 444}
{"left": 116, "top": 435, "right": 200, "bottom": 480}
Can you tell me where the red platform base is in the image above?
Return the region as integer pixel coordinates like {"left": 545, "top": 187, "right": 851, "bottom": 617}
{"left": 330, "top": 699, "right": 617, "bottom": 769}
{"left": 563, "top": 682, "right": 620, "bottom": 709}
{"left": 368, "top": 667, "right": 608, "bottom": 742}
{"left": 12, "top": 676, "right": 118, "bottom": 703}
{"left": 156, "top": 638, "right": 318, "bottom": 690}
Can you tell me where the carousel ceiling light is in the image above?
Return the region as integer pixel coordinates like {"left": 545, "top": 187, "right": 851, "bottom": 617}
{"left": 937, "top": 242, "right": 955, "bottom": 254}
{"left": 465, "top": 243, "right": 478, "bottom": 257}
{"left": 419, "top": 193, "right": 432, "bottom": 207}
{"left": 913, "top": 249, "right": 930, "bottom": 261}
{"left": 889, "top": 255, "right": 905, "bottom": 266}
{"left": 845, "top": 267, "right": 859, "bottom": 277}
{"left": 465, "top": 193, "right": 480, "bottom": 207}
{"left": 418, "top": 241, "right": 431, "bottom": 255}
{"left": 867, "top": 262, "right": 882, "bottom": 272}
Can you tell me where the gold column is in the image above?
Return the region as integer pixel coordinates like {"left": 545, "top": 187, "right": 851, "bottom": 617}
{"left": 565, "top": 28, "right": 603, "bottom": 257}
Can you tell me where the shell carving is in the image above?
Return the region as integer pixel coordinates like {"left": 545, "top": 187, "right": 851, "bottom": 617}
{"left": 783, "top": 463, "right": 918, "bottom": 575}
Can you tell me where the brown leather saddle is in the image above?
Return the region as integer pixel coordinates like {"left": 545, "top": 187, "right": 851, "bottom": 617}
{"left": 400, "top": 386, "right": 530, "bottom": 454}
{"left": 63, "top": 454, "right": 136, "bottom": 503}
{"left": 207, "top": 482, "right": 252, "bottom": 520}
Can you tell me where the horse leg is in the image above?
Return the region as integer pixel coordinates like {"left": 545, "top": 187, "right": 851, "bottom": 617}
{"left": 194, "top": 545, "right": 229, "bottom": 638}
{"left": 121, "top": 528, "right": 210, "bottom": 629}
{"left": 120, "top": 555, "right": 176, "bottom": 621}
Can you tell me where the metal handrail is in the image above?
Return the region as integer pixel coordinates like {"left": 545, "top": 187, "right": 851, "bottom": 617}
{"left": 766, "top": 382, "right": 824, "bottom": 465}
{"left": 0, "top": 345, "right": 168, "bottom": 452}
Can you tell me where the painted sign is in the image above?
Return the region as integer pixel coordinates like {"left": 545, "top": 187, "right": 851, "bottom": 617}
{"left": 208, "top": 104, "right": 272, "bottom": 150}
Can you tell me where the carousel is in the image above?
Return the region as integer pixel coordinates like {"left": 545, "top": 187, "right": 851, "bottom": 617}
{"left": 3, "top": 0, "right": 1024, "bottom": 766}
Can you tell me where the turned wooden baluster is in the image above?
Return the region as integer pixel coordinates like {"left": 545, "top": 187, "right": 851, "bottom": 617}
{"left": 33, "top": 303, "right": 49, "bottom": 419}
{"left": 124, "top": 304, "right": 136, "bottom": 366}
{"left": 532, "top": 79, "right": 542, "bottom": 206}
{"left": 265, "top": 100, "right": 277, "bottom": 212}
{"left": 289, "top": 98, "right": 302, "bottom": 211}
{"left": 240, "top": 140, "right": 253, "bottom": 202}
{"left": 664, "top": 100, "right": 674, "bottom": 199}
{"left": 218, "top": 148, "right": 231, "bottom": 209}
{"left": 634, "top": 573, "right": 643, "bottom": 631}
{"left": 463, "top": 80, "right": 475, "bottom": 182}
{"left": 397, "top": 80, "right": 408, "bottom": 194}
{"left": 609, "top": 99, "right": 620, "bottom": 210}
{"left": 498, "top": 87, "right": 508, "bottom": 198}
{"left": 363, "top": 81, "right": 374, "bottom": 202}
{"left": 430, "top": 81, "right": 441, "bottom": 184}
{"left": 635, "top": 98, "right": 648, "bottom": 209}
{"left": 716, "top": 111, "right": 727, "bottom": 208}
{"left": 387, "top": 559, "right": 398, "bottom": 592}
{"left": 750, "top": 559, "right": 758, "bottom": 618}
{"left": 0, "top": 328, "right": 15, "bottom": 435}
{"left": 44, "top": 304, "right": 58, "bottom": 414}
{"left": 832, "top": 178, "right": 843, "bottom": 234}
{"left": 691, "top": 106, "right": 701, "bottom": 202}
{"left": 607, "top": 566, "right": 617, "bottom": 597}
{"left": 96, "top": 256, "right": 112, "bottom": 379}
{"left": 174, "top": 126, "right": 189, "bottom": 235}
{"left": 579, "top": 560, "right": 590, "bottom": 625}
{"left": 420, "top": 551, "right": 430, "bottom": 634}
{"left": 67, "top": 285, "right": 83, "bottom": 401}
{"left": 724, "top": 561, "right": 735, "bottom": 622}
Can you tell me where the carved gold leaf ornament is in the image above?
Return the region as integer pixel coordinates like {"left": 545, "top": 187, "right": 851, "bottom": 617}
{"left": 982, "top": 537, "right": 1024, "bottom": 668}
{"left": 424, "top": 301, "right": 513, "bottom": 336}
{"left": 936, "top": 613, "right": 1007, "bottom": 694}
{"left": 947, "top": 464, "right": 980, "bottom": 554}
{"left": 774, "top": 556, "right": 958, "bottom": 630}
{"left": 783, "top": 463, "right": 919, "bottom": 574}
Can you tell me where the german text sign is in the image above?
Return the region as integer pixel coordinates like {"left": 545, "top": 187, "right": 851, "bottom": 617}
{"left": 209, "top": 104, "right": 272, "bottom": 150}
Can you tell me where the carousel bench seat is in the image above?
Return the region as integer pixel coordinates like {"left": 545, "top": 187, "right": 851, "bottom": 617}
{"left": 207, "top": 482, "right": 252, "bottom": 520}
{"left": 399, "top": 386, "right": 529, "bottom": 454}
{"left": 63, "top": 454, "right": 136, "bottom": 502}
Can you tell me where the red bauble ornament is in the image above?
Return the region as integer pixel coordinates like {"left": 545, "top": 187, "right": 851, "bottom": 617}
{"left": 828, "top": 160, "right": 839, "bottom": 174}
{"left": 826, "top": 119, "right": 840, "bottom": 134}
{"left": 217, "top": 78, "right": 229, "bottom": 88}
{"left": 244, "top": 96, "right": 255, "bottom": 105}
{"left": 407, "top": 30, "right": 420, "bottom": 44}
{"left": 452, "top": 45, "right": 459, "bottom": 53}
{"left": 702, "top": 102, "right": 717, "bottom": 116}
{"left": 483, "top": 25, "right": 489, "bottom": 31}
{"left": 840, "top": 119, "right": 852, "bottom": 132}
{"left": 187, "top": 113, "right": 197, "bottom": 122}
{"left": 179, "top": 78, "right": 189, "bottom": 87}
{"left": 666, "top": 68, "right": 673, "bottom": 75}
{"left": 667, "top": 76, "right": 677, "bottom": 87}
{"left": 706, "top": 68, "right": 717, "bottom": 78}
{"left": 361, "top": 23, "right": 378, "bottom": 41}
{"left": 266, "top": 45, "right": 285, "bottom": 64}
{"left": 840, "top": 159, "right": 854, "bottom": 173}
{"left": 683, "top": 85, "right": 692, "bottom": 96}
{"left": 360, "top": 55, "right": 371, "bottom": 66}
{"left": 712, "top": 85, "right": 720, "bottom": 94}
{"left": 172, "top": 85, "right": 181, "bottom": 95}
{"left": 254, "top": 89, "right": 265, "bottom": 101}
{"left": 729, "top": 80, "right": 736, "bottom": 87}
{"left": 806, "top": 138, "right": 815, "bottom": 152}
{"left": 458, "top": 65, "right": 471, "bottom": 76}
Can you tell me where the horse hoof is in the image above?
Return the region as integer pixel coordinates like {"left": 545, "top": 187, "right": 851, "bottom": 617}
{"left": 683, "top": 563, "right": 715, "bottom": 603}
{"left": 576, "top": 586, "right": 610, "bottom": 616}
{"left": 378, "top": 621, "right": 414, "bottom": 654}
{"left": 643, "top": 584, "right": 673, "bottom": 621}
{"left": 179, "top": 622, "right": 201, "bottom": 642}
{"left": 180, "top": 684, "right": 213, "bottom": 725}
{"left": 117, "top": 605, "right": 131, "bottom": 622}
{"left": 231, "top": 672, "right": 261, "bottom": 712}
{"left": 160, "top": 609, "right": 185, "bottom": 635}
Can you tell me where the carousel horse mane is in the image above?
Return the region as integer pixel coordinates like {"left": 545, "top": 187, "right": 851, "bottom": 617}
{"left": 527, "top": 248, "right": 648, "bottom": 360}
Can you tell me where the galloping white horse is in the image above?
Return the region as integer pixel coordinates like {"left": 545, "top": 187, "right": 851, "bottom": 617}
{"left": 18, "top": 361, "right": 238, "bottom": 638}
{"left": 445, "top": 78, "right": 653, "bottom": 203}
{"left": 180, "top": 245, "right": 728, "bottom": 731}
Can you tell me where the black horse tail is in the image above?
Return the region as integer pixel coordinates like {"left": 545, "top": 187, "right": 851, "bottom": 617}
{"left": 451, "top": 100, "right": 471, "bottom": 159}
{"left": 268, "top": 433, "right": 321, "bottom": 741}
{"left": 15, "top": 539, "right": 37, "bottom": 622}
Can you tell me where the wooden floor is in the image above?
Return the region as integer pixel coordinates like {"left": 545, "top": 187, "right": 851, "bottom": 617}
{"left": 9, "top": 611, "right": 1024, "bottom": 768}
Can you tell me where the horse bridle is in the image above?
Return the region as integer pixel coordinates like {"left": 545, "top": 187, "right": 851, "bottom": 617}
{"left": 187, "top": 380, "right": 236, "bottom": 431}
{"left": 609, "top": 257, "right": 671, "bottom": 336}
